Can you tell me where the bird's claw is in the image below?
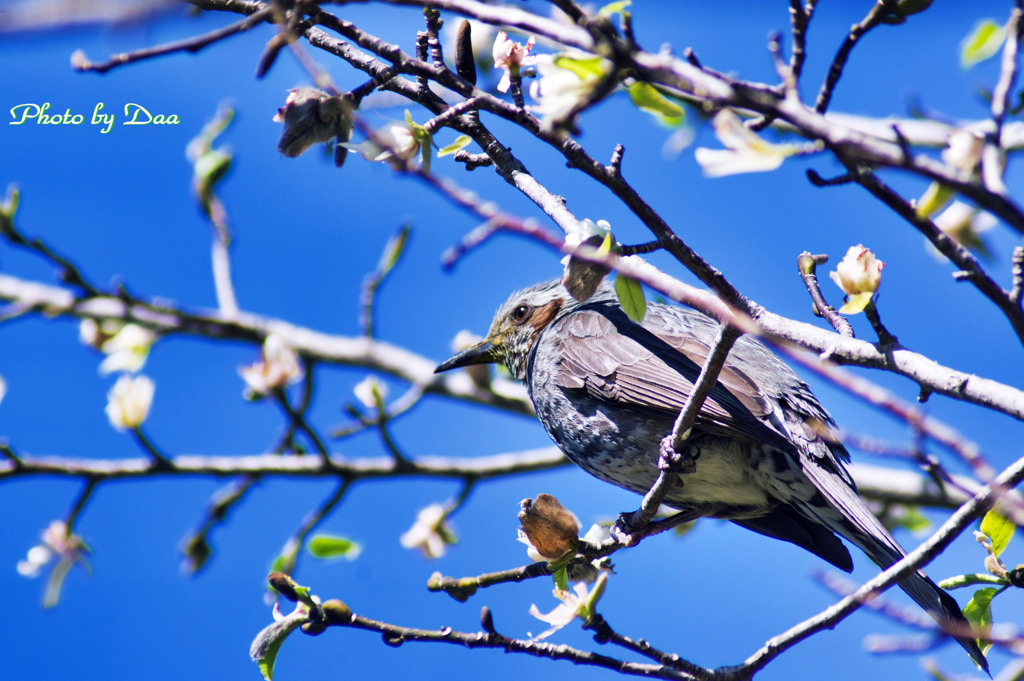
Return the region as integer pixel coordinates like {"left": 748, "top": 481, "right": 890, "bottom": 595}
{"left": 658, "top": 435, "right": 697, "bottom": 474}
{"left": 611, "top": 513, "right": 642, "bottom": 547}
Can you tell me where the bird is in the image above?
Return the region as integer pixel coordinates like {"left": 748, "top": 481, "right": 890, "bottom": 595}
{"left": 435, "top": 279, "right": 987, "bottom": 670}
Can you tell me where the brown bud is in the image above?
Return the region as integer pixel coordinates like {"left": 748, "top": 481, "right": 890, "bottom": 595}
{"left": 301, "top": 620, "right": 327, "bottom": 636}
{"left": 322, "top": 599, "right": 353, "bottom": 624}
{"left": 455, "top": 20, "right": 477, "bottom": 85}
{"left": 480, "top": 606, "right": 496, "bottom": 634}
{"left": 562, "top": 233, "right": 611, "bottom": 302}
{"left": 273, "top": 88, "right": 348, "bottom": 158}
{"left": 519, "top": 494, "right": 581, "bottom": 561}
{"left": 267, "top": 571, "right": 300, "bottom": 602}
{"left": 984, "top": 554, "right": 1008, "bottom": 579}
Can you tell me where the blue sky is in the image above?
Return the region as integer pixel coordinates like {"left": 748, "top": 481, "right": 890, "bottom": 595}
{"left": 2, "top": 2, "right": 1023, "bottom": 680}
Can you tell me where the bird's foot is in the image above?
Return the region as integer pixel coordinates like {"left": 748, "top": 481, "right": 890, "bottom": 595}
{"left": 610, "top": 513, "right": 642, "bottom": 547}
{"left": 658, "top": 435, "right": 697, "bottom": 474}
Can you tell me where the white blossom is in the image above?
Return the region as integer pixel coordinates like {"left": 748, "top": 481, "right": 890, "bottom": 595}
{"left": 492, "top": 31, "right": 535, "bottom": 92}
{"left": 528, "top": 573, "right": 607, "bottom": 640}
{"left": 694, "top": 109, "right": 794, "bottom": 177}
{"left": 353, "top": 375, "right": 388, "bottom": 409}
{"left": 342, "top": 123, "right": 420, "bottom": 167}
{"left": 17, "top": 520, "right": 90, "bottom": 608}
{"left": 829, "top": 245, "right": 885, "bottom": 314}
{"left": 400, "top": 503, "right": 456, "bottom": 559}
{"left": 930, "top": 201, "right": 996, "bottom": 260}
{"left": 105, "top": 374, "right": 155, "bottom": 431}
{"left": 273, "top": 87, "right": 348, "bottom": 158}
{"left": 98, "top": 323, "right": 155, "bottom": 375}
{"left": 528, "top": 53, "right": 607, "bottom": 126}
{"left": 239, "top": 334, "right": 303, "bottom": 397}
{"left": 942, "top": 129, "right": 985, "bottom": 171}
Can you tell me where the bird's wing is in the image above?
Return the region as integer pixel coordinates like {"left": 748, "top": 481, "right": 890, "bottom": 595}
{"left": 550, "top": 305, "right": 790, "bottom": 449}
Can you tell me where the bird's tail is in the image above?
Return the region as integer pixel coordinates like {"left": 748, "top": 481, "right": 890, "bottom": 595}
{"left": 793, "top": 471, "right": 989, "bottom": 673}
{"left": 843, "top": 525, "right": 989, "bottom": 673}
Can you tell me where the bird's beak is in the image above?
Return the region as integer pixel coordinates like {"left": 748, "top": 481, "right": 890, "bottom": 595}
{"left": 435, "top": 338, "right": 499, "bottom": 373}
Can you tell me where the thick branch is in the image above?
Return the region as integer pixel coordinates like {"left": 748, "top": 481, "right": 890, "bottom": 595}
{"left": 0, "top": 274, "right": 532, "bottom": 415}
{"left": 0, "top": 446, "right": 568, "bottom": 481}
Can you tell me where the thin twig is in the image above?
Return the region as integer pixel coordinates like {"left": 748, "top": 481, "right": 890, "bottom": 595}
{"left": 334, "top": 612, "right": 699, "bottom": 680}
{"left": 787, "top": 0, "right": 817, "bottom": 85}
{"left": 130, "top": 427, "right": 173, "bottom": 470}
{"left": 813, "top": 2, "right": 892, "bottom": 113}
{"left": 64, "top": 478, "right": 99, "bottom": 535}
{"left": 851, "top": 169, "right": 1024, "bottom": 346}
{"left": 73, "top": 7, "right": 273, "bottom": 74}
{"left": 276, "top": 479, "right": 353, "bottom": 574}
{"left": 796, "top": 252, "right": 854, "bottom": 337}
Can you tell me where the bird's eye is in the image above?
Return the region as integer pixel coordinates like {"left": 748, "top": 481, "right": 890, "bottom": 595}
{"left": 511, "top": 304, "right": 533, "bottom": 324}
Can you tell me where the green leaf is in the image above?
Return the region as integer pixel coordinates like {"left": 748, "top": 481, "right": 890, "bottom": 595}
{"left": 554, "top": 55, "right": 607, "bottom": 80}
{"left": 939, "top": 572, "right": 1007, "bottom": 590}
{"left": 582, "top": 572, "right": 608, "bottom": 622}
{"left": 980, "top": 509, "right": 1015, "bottom": 557}
{"left": 598, "top": 0, "right": 631, "bottom": 17}
{"left": 962, "top": 587, "right": 998, "bottom": 656}
{"left": 0, "top": 184, "right": 19, "bottom": 220}
{"left": 194, "top": 148, "right": 233, "bottom": 188}
{"left": 552, "top": 564, "right": 569, "bottom": 593}
{"left": 269, "top": 554, "right": 288, "bottom": 574}
{"left": 307, "top": 534, "right": 362, "bottom": 561}
{"left": 838, "top": 291, "right": 873, "bottom": 315}
{"left": 250, "top": 609, "right": 306, "bottom": 681}
{"left": 892, "top": 506, "right": 932, "bottom": 534}
{"left": 961, "top": 20, "right": 1006, "bottom": 69}
{"left": 615, "top": 275, "right": 646, "bottom": 322}
{"left": 915, "top": 181, "right": 954, "bottom": 218}
{"left": 437, "top": 135, "right": 472, "bottom": 157}
{"left": 377, "top": 224, "right": 411, "bottom": 275}
{"left": 628, "top": 82, "right": 685, "bottom": 127}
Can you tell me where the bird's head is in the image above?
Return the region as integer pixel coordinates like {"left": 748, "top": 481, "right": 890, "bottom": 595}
{"left": 435, "top": 280, "right": 572, "bottom": 382}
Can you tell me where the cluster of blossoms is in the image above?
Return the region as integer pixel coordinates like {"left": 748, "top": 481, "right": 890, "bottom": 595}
{"left": 79, "top": 320, "right": 158, "bottom": 431}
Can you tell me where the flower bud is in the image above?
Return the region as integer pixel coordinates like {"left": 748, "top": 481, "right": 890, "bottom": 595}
{"left": 105, "top": 374, "right": 155, "bottom": 431}
{"left": 454, "top": 20, "right": 477, "bottom": 85}
{"left": 829, "top": 245, "right": 884, "bottom": 314}
{"left": 322, "top": 599, "right": 353, "bottom": 624}
{"left": 274, "top": 88, "right": 349, "bottom": 158}
{"left": 518, "top": 494, "right": 580, "bottom": 562}
{"left": 268, "top": 571, "right": 301, "bottom": 602}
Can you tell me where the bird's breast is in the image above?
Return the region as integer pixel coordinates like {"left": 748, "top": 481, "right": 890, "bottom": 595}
{"left": 527, "top": 364, "right": 775, "bottom": 516}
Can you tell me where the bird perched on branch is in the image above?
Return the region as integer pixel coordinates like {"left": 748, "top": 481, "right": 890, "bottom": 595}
{"left": 435, "top": 279, "right": 986, "bottom": 670}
